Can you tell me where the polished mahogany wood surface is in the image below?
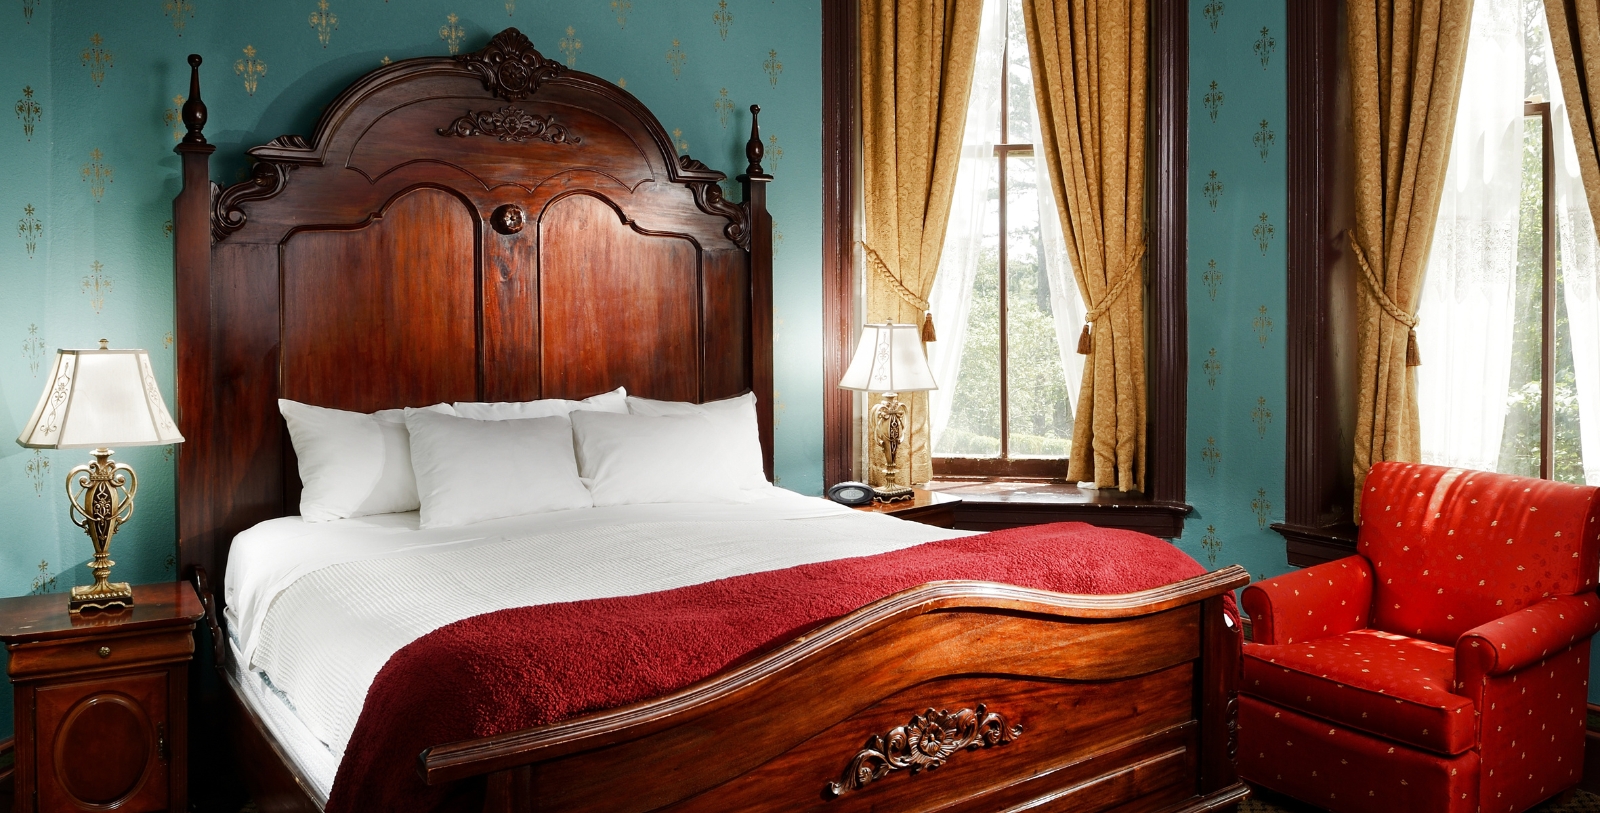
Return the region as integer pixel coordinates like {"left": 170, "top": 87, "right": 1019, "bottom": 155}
{"left": 0, "top": 584, "right": 202, "bottom": 647}
{"left": 848, "top": 487, "right": 960, "bottom": 528}
{"left": 2, "top": 584, "right": 200, "bottom": 813}
{"left": 172, "top": 29, "right": 774, "bottom": 595}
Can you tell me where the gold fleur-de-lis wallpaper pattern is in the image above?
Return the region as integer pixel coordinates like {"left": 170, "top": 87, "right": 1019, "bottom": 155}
{"left": 1253, "top": 119, "right": 1274, "bottom": 161}
{"left": 666, "top": 38, "right": 687, "bottom": 78}
{"left": 30, "top": 561, "right": 56, "bottom": 595}
{"left": 1183, "top": 0, "right": 1288, "bottom": 590}
{"left": 612, "top": 0, "right": 631, "bottom": 28}
{"left": 23, "top": 323, "right": 45, "bottom": 373}
{"left": 763, "top": 49, "right": 782, "bottom": 87}
{"left": 766, "top": 133, "right": 782, "bottom": 168}
{"left": 1202, "top": 258, "right": 1221, "bottom": 299}
{"left": 440, "top": 13, "right": 465, "bottom": 54}
{"left": 504, "top": 0, "right": 514, "bottom": 15}
{"left": 1252, "top": 305, "right": 1273, "bottom": 346}
{"left": 81, "top": 148, "right": 111, "bottom": 201}
{"left": 164, "top": 0, "right": 195, "bottom": 35}
{"left": 82, "top": 260, "right": 112, "bottom": 312}
{"left": 558, "top": 26, "right": 582, "bottom": 66}
{"left": 1254, "top": 27, "right": 1275, "bottom": 68}
{"left": 311, "top": 0, "right": 339, "bottom": 48}
{"left": 236, "top": 44, "right": 266, "bottom": 95}
{"left": 713, "top": 0, "right": 733, "bottom": 40}
{"left": 1202, "top": 81, "right": 1223, "bottom": 122}
{"left": 164, "top": 94, "right": 183, "bottom": 141}
{"left": 18, "top": 203, "right": 41, "bottom": 256}
{"left": 22, "top": 0, "right": 37, "bottom": 22}
{"left": 714, "top": 87, "right": 733, "bottom": 128}
{"left": 82, "top": 33, "right": 112, "bottom": 86}
{"left": 673, "top": 127, "right": 688, "bottom": 154}
{"left": 15, "top": 85, "right": 40, "bottom": 139}
{"left": 25, "top": 451, "right": 50, "bottom": 496}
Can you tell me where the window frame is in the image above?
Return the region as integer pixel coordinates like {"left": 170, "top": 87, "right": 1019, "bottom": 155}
{"left": 822, "top": 0, "right": 1190, "bottom": 516}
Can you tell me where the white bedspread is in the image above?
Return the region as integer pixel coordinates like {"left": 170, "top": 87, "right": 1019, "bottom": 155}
{"left": 226, "top": 488, "right": 970, "bottom": 772}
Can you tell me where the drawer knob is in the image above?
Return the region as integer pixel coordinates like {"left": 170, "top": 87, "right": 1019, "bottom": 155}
{"left": 97, "top": 646, "right": 111, "bottom": 658}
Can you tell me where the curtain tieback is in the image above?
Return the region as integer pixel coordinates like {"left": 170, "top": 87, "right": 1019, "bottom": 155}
{"left": 1077, "top": 243, "right": 1148, "bottom": 355}
{"left": 1346, "top": 230, "right": 1421, "bottom": 367}
{"left": 860, "top": 241, "right": 937, "bottom": 341}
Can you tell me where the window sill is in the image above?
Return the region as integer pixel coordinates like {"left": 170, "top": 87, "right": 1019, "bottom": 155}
{"left": 925, "top": 479, "right": 1192, "bottom": 539}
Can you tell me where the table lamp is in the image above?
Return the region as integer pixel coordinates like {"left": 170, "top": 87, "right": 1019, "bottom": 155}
{"left": 15, "top": 341, "right": 184, "bottom": 612}
{"left": 838, "top": 323, "right": 938, "bottom": 500}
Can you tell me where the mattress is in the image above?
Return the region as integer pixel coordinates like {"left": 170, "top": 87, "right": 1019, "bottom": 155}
{"left": 224, "top": 488, "right": 971, "bottom": 799}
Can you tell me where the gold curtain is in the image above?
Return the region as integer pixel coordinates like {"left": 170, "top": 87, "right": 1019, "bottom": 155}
{"left": 859, "top": 0, "right": 985, "bottom": 485}
{"left": 1347, "top": 0, "right": 1473, "bottom": 506}
{"left": 1546, "top": 0, "right": 1600, "bottom": 230}
{"left": 1021, "top": 0, "right": 1148, "bottom": 491}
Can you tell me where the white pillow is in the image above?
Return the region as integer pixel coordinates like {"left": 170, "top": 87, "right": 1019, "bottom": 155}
{"left": 571, "top": 410, "right": 766, "bottom": 506}
{"left": 452, "top": 386, "right": 627, "bottom": 421}
{"left": 278, "top": 399, "right": 455, "bottom": 522}
{"left": 625, "top": 392, "right": 767, "bottom": 488}
{"left": 404, "top": 409, "right": 593, "bottom": 528}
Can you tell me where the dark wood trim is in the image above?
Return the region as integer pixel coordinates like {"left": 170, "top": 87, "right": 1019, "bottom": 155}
{"left": 954, "top": 500, "right": 1190, "bottom": 538}
{"left": 1277, "top": 0, "right": 1359, "bottom": 565}
{"left": 1529, "top": 100, "right": 1556, "bottom": 480}
{"left": 821, "top": 0, "right": 858, "bottom": 487}
{"left": 1148, "top": 0, "right": 1188, "bottom": 506}
{"left": 934, "top": 457, "right": 1071, "bottom": 479}
{"left": 0, "top": 735, "right": 12, "bottom": 813}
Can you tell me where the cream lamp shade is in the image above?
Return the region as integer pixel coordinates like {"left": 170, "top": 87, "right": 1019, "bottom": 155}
{"left": 16, "top": 346, "right": 184, "bottom": 449}
{"left": 838, "top": 323, "right": 938, "bottom": 393}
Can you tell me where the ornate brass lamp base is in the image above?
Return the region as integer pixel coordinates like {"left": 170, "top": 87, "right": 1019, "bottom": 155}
{"left": 871, "top": 392, "right": 915, "bottom": 501}
{"left": 65, "top": 448, "right": 138, "bottom": 614}
{"left": 69, "top": 579, "right": 134, "bottom": 612}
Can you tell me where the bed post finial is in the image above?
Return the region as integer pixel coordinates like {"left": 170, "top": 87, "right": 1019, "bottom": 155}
{"left": 182, "top": 54, "right": 208, "bottom": 145}
{"left": 744, "top": 105, "right": 767, "bottom": 178}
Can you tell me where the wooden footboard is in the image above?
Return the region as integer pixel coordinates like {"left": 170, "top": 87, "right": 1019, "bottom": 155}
{"left": 415, "top": 567, "right": 1250, "bottom": 813}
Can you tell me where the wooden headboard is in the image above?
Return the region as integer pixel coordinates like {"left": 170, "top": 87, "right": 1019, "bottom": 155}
{"left": 171, "top": 29, "right": 773, "bottom": 592}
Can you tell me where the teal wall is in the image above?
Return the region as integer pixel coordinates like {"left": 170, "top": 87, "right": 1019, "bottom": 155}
{"left": 1173, "top": 0, "right": 1291, "bottom": 590}
{"left": 0, "top": 0, "right": 825, "bottom": 741}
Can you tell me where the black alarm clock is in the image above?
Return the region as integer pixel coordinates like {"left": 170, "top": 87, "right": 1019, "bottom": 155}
{"left": 827, "top": 481, "right": 876, "bottom": 506}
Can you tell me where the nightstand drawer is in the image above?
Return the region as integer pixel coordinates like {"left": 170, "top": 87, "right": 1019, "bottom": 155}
{"left": 6, "top": 628, "right": 195, "bottom": 680}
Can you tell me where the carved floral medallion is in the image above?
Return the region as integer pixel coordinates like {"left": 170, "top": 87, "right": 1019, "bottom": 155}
{"left": 826, "top": 704, "right": 1021, "bottom": 797}
{"left": 456, "top": 28, "right": 564, "bottom": 102}
{"left": 438, "top": 106, "right": 580, "bottom": 144}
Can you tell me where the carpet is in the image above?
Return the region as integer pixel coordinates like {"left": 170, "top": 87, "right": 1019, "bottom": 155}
{"left": 1242, "top": 787, "right": 1600, "bottom": 812}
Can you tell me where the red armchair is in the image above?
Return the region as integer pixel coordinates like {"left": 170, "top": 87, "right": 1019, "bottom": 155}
{"left": 1239, "top": 463, "right": 1600, "bottom": 813}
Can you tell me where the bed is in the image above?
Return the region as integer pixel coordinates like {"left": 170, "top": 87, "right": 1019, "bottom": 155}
{"left": 170, "top": 28, "right": 1250, "bottom": 813}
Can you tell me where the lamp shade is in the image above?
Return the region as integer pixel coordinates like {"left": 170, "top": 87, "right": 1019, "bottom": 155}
{"left": 838, "top": 323, "right": 939, "bottom": 393}
{"left": 16, "top": 346, "right": 184, "bottom": 449}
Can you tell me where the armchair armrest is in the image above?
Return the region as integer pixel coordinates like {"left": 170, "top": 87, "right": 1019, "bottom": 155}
{"left": 1455, "top": 593, "right": 1600, "bottom": 690}
{"left": 1241, "top": 556, "right": 1372, "bottom": 645}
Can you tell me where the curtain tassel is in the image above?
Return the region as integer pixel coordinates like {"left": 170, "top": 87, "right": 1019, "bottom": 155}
{"left": 1076, "top": 324, "right": 1092, "bottom": 355}
{"left": 1406, "top": 327, "right": 1421, "bottom": 367}
{"left": 921, "top": 311, "right": 937, "bottom": 342}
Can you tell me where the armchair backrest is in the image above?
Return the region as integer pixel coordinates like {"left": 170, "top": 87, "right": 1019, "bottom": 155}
{"left": 1361, "top": 462, "right": 1600, "bottom": 645}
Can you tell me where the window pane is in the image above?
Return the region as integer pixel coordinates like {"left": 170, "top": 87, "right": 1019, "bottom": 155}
{"left": 935, "top": 216, "right": 1002, "bottom": 457}
{"left": 1006, "top": 153, "right": 1072, "bottom": 456}
{"left": 1005, "top": 0, "right": 1037, "bottom": 144}
{"left": 1497, "top": 116, "right": 1546, "bottom": 477}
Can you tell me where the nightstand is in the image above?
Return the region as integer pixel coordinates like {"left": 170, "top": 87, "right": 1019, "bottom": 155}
{"left": 850, "top": 487, "right": 961, "bottom": 528}
{"left": 1, "top": 583, "right": 202, "bottom": 813}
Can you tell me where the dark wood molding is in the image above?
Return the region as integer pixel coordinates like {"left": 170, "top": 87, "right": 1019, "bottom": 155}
{"left": 821, "top": 0, "right": 858, "bottom": 488}
{"left": 1277, "top": 0, "right": 1359, "bottom": 565}
{"left": 0, "top": 735, "right": 12, "bottom": 813}
{"left": 1148, "top": 0, "right": 1188, "bottom": 506}
{"left": 822, "top": 0, "right": 1190, "bottom": 523}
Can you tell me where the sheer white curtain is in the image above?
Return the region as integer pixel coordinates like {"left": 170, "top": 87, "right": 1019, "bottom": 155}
{"left": 926, "top": 0, "right": 1005, "bottom": 449}
{"left": 1417, "top": 0, "right": 1525, "bottom": 472}
{"left": 1038, "top": 168, "right": 1086, "bottom": 413}
{"left": 1541, "top": 20, "right": 1600, "bottom": 484}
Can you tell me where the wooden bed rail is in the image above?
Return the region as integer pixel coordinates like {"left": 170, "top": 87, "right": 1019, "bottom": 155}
{"left": 420, "top": 566, "right": 1249, "bottom": 786}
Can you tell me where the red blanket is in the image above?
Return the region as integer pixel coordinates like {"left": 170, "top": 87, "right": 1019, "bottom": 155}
{"left": 325, "top": 522, "right": 1230, "bottom": 812}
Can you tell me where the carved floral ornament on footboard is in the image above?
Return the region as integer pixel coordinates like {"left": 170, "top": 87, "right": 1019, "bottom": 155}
{"left": 826, "top": 704, "right": 1022, "bottom": 797}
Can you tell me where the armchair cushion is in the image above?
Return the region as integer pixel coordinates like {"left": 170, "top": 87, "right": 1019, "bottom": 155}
{"left": 1361, "top": 463, "right": 1600, "bottom": 645}
{"left": 1243, "top": 629, "right": 1475, "bottom": 755}
{"left": 1455, "top": 593, "right": 1600, "bottom": 689}
{"left": 1242, "top": 556, "right": 1373, "bottom": 646}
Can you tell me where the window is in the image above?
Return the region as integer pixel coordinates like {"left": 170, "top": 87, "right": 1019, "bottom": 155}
{"left": 1416, "top": 0, "right": 1597, "bottom": 484}
{"left": 927, "top": 0, "right": 1085, "bottom": 479}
